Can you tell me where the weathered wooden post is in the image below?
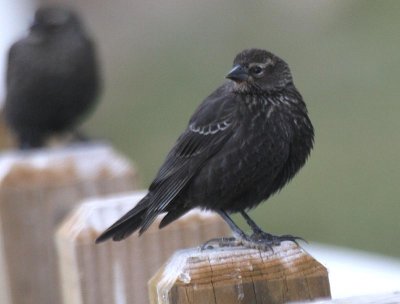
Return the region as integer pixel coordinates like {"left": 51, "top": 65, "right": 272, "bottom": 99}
{"left": 56, "top": 192, "right": 231, "bottom": 304}
{"left": 0, "top": 112, "right": 14, "bottom": 149}
{"left": 0, "top": 143, "right": 138, "bottom": 304}
{"left": 149, "top": 242, "right": 331, "bottom": 304}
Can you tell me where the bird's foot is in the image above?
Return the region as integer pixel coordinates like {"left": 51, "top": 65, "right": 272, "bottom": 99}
{"left": 200, "top": 237, "right": 242, "bottom": 250}
{"left": 200, "top": 233, "right": 305, "bottom": 251}
{"left": 240, "top": 232, "right": 305, "bottom": 251}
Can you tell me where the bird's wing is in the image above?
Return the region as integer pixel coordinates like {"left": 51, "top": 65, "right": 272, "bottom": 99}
{"left": 139, "top": 85, "right": 239, "bottom": 232}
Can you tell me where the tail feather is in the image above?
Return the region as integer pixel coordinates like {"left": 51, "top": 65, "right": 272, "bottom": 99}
{"left": 158, "top": 207, "right": 190, "bottom": 229}
{"left": 95, "top": 196, "right": 150, "bottom": 243}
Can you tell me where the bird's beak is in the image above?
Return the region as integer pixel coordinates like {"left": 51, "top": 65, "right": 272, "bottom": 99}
{"left": 226, "top": 65, "right": 248, "bottom": 82}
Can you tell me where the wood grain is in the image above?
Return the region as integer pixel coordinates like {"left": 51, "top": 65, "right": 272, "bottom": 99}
{"left": 0, "top": 143, "right": 138, "bottom": 304}
{"left": 56, "top": 192, "right": 231, "bottom": 304}
{"left": 149, "top": 242, "right": 331, "bottom": 304}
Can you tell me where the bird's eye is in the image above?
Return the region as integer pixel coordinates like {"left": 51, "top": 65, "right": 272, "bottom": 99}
{"left": 250, "top": 65, "right": 263, "bottom": 76}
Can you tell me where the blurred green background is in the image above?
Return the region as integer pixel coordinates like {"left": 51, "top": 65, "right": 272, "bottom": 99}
{"left": 46, "top": 0, "right": 400, "bottom": 258}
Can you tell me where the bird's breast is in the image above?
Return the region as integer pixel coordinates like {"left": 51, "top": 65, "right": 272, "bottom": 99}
{"left": 188, "top": 112, "right": 290, "bottom": 202}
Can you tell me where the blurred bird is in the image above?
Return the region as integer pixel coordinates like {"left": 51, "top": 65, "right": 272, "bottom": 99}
{"left": 96, "top": 48, "right": 314, "bottom": 249}
{"left": 4, "top": 5, "right": 100, "bottom": 149}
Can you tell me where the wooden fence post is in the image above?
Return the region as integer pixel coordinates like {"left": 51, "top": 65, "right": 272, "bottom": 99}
{"left": 0, "top": 113, "right": 14, "bottom": 149}
{"left": 0, "top": 143, "right": 138, "bottom": 304}
{"left": 56, "top": 192, "right": 231, "bottom": 304}
{"left": 149, "top": 242, "right": 331, "bottom": 304}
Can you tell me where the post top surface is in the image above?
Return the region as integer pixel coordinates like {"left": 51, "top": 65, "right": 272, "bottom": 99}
{"left": 57, "top": 191, "right": 224, "bottom": 241}
{"left": 0, "top": 142, "right": 133, "bottom": 186}
{"left": 156, "top": 242, "right": 326, "bottom": 292}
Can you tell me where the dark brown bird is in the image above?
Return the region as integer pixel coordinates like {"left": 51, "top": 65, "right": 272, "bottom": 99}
{"left": 96, "top": 48, "right": 314, "bottom": 249}
{"left": 4, "top": 5, "right": 100, "bottom": 149}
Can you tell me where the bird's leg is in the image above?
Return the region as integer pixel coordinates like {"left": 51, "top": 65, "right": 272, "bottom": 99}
{"left": 18, "top": 130, "right": 44, "bottom": 150}
{"left": 201, "top": 210, "right": 248, "bottom": 250}
{"left": 217, "top": 210, "right": 248, "bottom": 239}
{"left": 240, "top": 210, "right": 265, "bottom": 235}
{"left": 240, "top": 211, "right": 305, "bottom": 247}
{"left": 72, "top": 130, "right": 90, "bottom": 142}
{"left": 202, "top": 210, "right": 305, "bottom": 251}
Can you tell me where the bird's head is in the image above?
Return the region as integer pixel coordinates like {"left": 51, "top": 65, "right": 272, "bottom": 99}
{"left": 226, "top": 49, "right": 293, "bottom": 93}
{"left": 30, "top": 5, "right": 82, "bottom": 36}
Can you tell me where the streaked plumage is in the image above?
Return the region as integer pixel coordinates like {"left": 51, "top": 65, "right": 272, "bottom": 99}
{"left": 96, "top": 48, "right": 314, "bottom": 247}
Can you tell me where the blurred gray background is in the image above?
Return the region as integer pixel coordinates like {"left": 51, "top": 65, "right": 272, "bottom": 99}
{"left": 2, "top": 0, "right": 400, "bottom": 257}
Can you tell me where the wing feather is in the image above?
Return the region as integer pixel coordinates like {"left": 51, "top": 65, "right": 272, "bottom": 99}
{"left": 98, "top": 84, "right": 240, "bottom": 239}
{"left": 140, "top": 86, "right": 239, "bottom": 229}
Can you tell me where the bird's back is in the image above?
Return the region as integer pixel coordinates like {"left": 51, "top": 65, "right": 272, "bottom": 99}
{"left": 6, "top": 33, "right": 98, "bottom": 126}
{"left": 4, "top": 25, "right": 99, "bottom": 146}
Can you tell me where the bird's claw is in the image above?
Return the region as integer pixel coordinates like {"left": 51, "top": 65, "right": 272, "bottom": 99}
{"left": 201, "top": 233, "right": 305, "bottom": 251}
{"left": 201, "top": 237, "right": 241, "bottom": 250}
{"left": 251, "top": 232, "right": 304, "bottom": 243}
{"left": 244, "top": 232, "right": 305, "bottom": 250}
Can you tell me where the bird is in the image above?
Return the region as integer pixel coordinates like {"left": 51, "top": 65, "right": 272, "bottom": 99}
{"left": 96, "top": 48, "right": 314, "bottom": 249}
{"left": 4, "top": 5, "right": 100, "bottom": 149}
